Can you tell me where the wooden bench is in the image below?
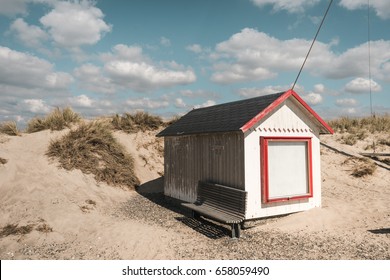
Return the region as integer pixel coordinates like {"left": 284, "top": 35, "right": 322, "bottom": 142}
{"left": 181, "top": 181, "right": 247, "bottom": 238}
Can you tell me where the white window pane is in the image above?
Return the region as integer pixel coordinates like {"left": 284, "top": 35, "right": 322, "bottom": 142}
{"left": 268, "top": 141, "right": 309, "bottom": 199}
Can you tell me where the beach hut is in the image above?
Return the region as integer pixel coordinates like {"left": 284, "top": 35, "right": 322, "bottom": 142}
{"left": 157, "top": 89, "right": 333, "bottom": 220}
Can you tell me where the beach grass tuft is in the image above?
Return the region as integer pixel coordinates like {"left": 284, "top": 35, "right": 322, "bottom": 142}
{"left": 0, "top": 121, "right": 20, "bottom": 136}
{"left": 27, "top": 107, "right": 81, "bottom": 133}
{"left": 46, "top": 121, "right": 140, "bottom": 189}
{"left": 0, "top": 223, "right": 34, "bottom": 237}
{"left": 343, "top": 157, "right": 377, "bottom": 178}
{"left": 329, "top": 115, "right": 390, "bottom": 134}
{"left": 111, "top": 112, "right": 164, "bottom": 133}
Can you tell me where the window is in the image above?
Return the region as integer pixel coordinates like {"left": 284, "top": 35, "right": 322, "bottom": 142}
{"left": 261, "top": 137, "right": 313, "bottom": 203}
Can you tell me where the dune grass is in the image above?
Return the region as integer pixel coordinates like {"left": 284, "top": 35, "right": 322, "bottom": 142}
{"left": 343, "top": 157, "right": 377, "bottom": 178}
{"left": 329, "top": 115, "right": 390, "bottom": 134}
{"left": 47, "top": 121, "right": 139, "bottom": 189}
{"left": 35, "top": 223, "right": 53, "bottom": 233}
{"left": 0, "top": 224, "right": 34, "bottom": 237}
{"left": 27, "top": 107, "right": 80, "bottom": 133}
{"left": 329, "top": 115, "right": 390, "bottom": 147}
{"left": 0, "top": 121, "right": 20, "bottom": 136}
{"left": 111, "top": 112, "right": 164, "bottom": 133}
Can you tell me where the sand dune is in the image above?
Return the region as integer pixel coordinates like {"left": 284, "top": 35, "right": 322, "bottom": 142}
{"left": 0, "top": 128, "right": 389, "bottom": 259}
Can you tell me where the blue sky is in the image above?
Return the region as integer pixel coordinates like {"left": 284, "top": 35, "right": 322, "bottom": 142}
{"left": 0, "top": 0, "right": 389, "bottom": 126}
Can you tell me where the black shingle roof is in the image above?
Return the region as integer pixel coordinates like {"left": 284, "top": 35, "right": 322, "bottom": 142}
{"left": 157, "top": 91, "right": 286, "bottom": 137}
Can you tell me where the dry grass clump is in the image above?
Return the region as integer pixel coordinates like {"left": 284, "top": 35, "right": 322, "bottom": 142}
{"left": 27, "top": 107, "right": 80, "bottom": 133}
{"left": 343, "top": 157, "right": 377, "bottom": 178}
{"left": 47, "top": 122, "right": 140, "bottom": 189}
{"left": 0, "top": 157, "right": 7, "bottom": 165}
{"left": 0, "top": 121, "right": 20, "bottom": 136}
{"left": 329, "top": 115, "right": 390, "bottom": 134}
{"left": 0, "top": 224, "right": 34, "bottom": 237}
{"left": 35, "top": 223, "right": 53, "bottom": 233}
{"left": 340, "top": 134, "right": 358, "bottom": 146}
{"left": 330, "top": 116, "right": 389, "bottom": 147}
{"left": 0, "top": 221, "right": 54, "bottom": 237}
{"left": 378, "top": 138, "right": 390, "bottom": 147}
{"left": 111, "top": 112, "right": 164, "bottom": 133}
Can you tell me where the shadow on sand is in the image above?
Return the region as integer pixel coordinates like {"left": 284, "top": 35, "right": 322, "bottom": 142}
{"left": 368, "top": 228, "right": 390, "bottom": 234}
{"left": 135, "top": 177, "right": 229, "bottom": 239}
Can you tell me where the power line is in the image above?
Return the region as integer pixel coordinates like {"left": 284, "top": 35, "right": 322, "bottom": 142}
{"left": 292, "top": 0, "right": 333, "bottom": 90}
{"left": 368, "top": 0, "right": 373, "bottom": 116}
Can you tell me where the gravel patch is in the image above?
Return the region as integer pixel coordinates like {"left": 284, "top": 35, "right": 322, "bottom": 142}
{"left": 120, "top": 192, "right": 390, "bottom": 260}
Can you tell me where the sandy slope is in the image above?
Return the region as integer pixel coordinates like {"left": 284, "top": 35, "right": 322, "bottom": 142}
{"left": 0, "top": 129, "right": 173, "bottom": 259}
{"left": 0, "top": 129, "right": 389, "bottom": 259}
{"left": 262, "top": 136, "right": 390, "bottom": 235}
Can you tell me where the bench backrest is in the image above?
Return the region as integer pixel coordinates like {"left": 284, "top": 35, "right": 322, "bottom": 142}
{"left": 196, "top": 181, "right": 247, "bottom": 218}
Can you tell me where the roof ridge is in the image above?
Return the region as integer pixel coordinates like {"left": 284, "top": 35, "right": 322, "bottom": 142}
{"left": 157, "top": 89, "right": 333, "bottom": 137}
{"left": 189, "top": 91, "right": 287, "bottom": 112}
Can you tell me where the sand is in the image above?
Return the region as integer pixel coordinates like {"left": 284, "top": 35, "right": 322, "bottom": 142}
{"left": 0, "top": 128, "right": 389, "bottom": 259}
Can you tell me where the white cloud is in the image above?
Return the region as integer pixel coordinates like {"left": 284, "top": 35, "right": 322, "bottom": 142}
{"left": 179, "top": 89, "right": 219, "bottom": 99}
{"left": 70, "top": 94, "right": 93, "bottom": 108}
{"left": 160, "top": 37, "right": 171, "bottom": 47}
{"left": 0, "top": 0, "right": 28, "bottom": 16}
{"left": 212, "top": 62, "right": 276, "bottom": 84}
{"left": 251, "top": 0, "right": 320, "bottom": 13}
{"left": 316, "top": 41, "right": 390, "bottom": 80}
{"left": 237, "top": 83, "right": 325, "bottom": 105}
{"left": 340, "top": 0, "right": 390, "bottom": 19}
{"left": 74, "top": 45, "right": 197, "bottom": 94}
{"left": 186, "top": 44, "right": 203, "bottom": 54}
{"left": 194, "top": 100, "right": 216, "bottom": 109}
{"left": 238, "top": 85, "right": 288, "bottom": 98}
{"left": 0, "top": 0, "right": 57, "bottom": 16}
{"left": 312, "top": 84, "right": 341, "bottom": 96}
{"left": 9, "top": 18, "right": 48, "bottom": 47}
{"left": 210, "top": 28, "right": 324, "bottom": 84}
{"left": 335, "top": 98, "right": 358, "bottom": 107}
{"left": 344, "top": 107, "right": 357, "bottom": 115}
{"left": 126, "top": 97, "right": 169, "bottom": 110}
{"left": 301, "top": 92, "right": 323, "bottom": 106}
{"left": 0, "top": 46, "right": 73, "bottom": 92}
{"left": 40, "top": 0, "right": 111, "bottom": 48}
{"left": 63, "top": 95, "right": 116, "bottom": 118}
{"left": 106, "top": 61, "right": 196, "bottom": 92}
{"left": 209, "top": 28, "right": 390, "bottom": 85}
{"left": 102, "top": 44, "right": 147, "bottom": 63}
{"left": 174, "top": 98, "right": 186, "bottom": 108}
{"left": 313, "top": 84, "right": 325, "bottom": 93}
{"left": 23, "top": 99, "right": 50, "bottom": 113}
{"left": 309, "top": 15, "right": 322, "bottom": 25}
{"left": 74, "top": 64, "right": 117, "bottom": 94}
{"left": 103, "top": 44, "right": 196, "bottom": 92}
{"left": 344, "top": 77, "right": 382, "bottom": 93}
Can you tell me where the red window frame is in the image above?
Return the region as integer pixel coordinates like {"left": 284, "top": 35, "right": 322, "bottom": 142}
{"left": 260, "top": 136, "right": 313, "bottom": 203}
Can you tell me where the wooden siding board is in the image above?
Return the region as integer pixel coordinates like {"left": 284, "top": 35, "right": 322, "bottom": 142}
{"left": 164, "top": 133, "right": 245, "bottom": 202}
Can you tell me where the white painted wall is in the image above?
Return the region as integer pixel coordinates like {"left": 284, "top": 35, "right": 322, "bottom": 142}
{"left": 244, "top": 99, "right": 322, "bottom": 219}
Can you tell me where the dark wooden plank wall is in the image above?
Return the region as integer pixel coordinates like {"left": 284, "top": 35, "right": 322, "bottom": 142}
{"left": 164, "top": 132, "right": 245, "bottom": 202}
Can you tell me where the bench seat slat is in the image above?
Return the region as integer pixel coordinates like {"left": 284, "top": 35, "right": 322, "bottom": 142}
{"left": 182, "top": 203, "right": 244, "bottom": 224}
{"left": 181, "top": 181, "right": 247, "bottom": 238}
{"left": 184, "top": 202, "right": 244, "bottom": 220}
{"left": 194, "top": 201, "right": 246, "bottom": 216}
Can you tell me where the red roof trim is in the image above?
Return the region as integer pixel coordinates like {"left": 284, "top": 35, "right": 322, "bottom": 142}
{"left": 240, "top": 89, "right": 334, "bottom": 134}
